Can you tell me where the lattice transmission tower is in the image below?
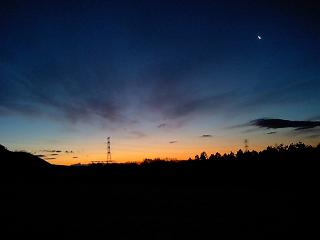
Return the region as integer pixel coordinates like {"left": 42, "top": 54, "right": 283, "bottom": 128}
{"left": 244, "top": 139, "right": 249, "bottom": 152}
{"left": 107, "top": 137, "right": 111, "bottom": 162}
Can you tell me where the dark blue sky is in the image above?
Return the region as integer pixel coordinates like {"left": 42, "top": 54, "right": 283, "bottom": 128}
{"left": 1, "top": 0, "right": 319, "bottom": 163}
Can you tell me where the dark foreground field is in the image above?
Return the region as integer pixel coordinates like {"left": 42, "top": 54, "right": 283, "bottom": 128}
{"left": 0, "top": 144, "right": 319, "bottom": 239}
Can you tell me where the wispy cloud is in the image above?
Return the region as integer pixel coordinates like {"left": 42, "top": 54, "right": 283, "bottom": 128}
{"left": 161, "top": 92, "right": 235, "bottom": 119}
{"left": 236, "top": 79, "right": 320, "bottom": 114}
{"left": 130, "top": 131, "right": 147, "bottom": 139}
{"left": 157, "top": 123, "right": 166, "bottom": 128}
{"left": 305, "top": 134, "right": 320, "bottom": 139}
{"left": 1, "top": 0, "right": 319, "bottom": 132}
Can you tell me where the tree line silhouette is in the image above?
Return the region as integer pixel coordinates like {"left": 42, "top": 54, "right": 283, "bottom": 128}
{"left": 143, "top": 142, "right": 320, "bottom": 163}
{"left": 1, "top": 142, "right": 318, "bottom": 237}
{"left": 1, "top": 142, "right": 319, "bottom": 184}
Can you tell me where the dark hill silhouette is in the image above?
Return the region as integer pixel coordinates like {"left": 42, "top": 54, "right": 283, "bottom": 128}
{"left": 1, "top": 142, "right": 319, "bottom": 238}
{"left": 0, "top": 144, "right": 51, "bottom": 181}
{"left": 0, "top": 142, "right": 319, "bottom": 185}
{"left": 0, "top": 144, "right": 50, "bottom": 167}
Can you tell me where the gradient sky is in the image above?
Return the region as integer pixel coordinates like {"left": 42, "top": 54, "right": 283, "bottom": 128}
{"left": 1, "top": 0, "right": 319, "bottom": 164}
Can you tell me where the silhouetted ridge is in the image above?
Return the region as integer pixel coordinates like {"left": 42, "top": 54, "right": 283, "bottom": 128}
{"left": 1, "top": 142, "right": 319, "bottom": 184}
{"left": 0, "top": 144, "right": 8, "bottom": 153}
{"left": 1, "top": 143, "right": 318, "bottom": 237}
{"left": 0, "top": 144, "right": 51, "bottom": 181}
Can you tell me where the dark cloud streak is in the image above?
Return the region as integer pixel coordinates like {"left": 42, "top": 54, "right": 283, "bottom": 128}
{"left": 266, "top": 131, "right": 277, "bottom": 135}
{"left": 251, "top": 118, "right": 320, "bottom": 131}
{"left": 201, "top": 134, "right": 213, "bottom": 138}
{"left": 41, "top": 150, "right": 62, "bottom": 153}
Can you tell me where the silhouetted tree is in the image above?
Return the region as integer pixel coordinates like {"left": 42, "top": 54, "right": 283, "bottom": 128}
{"left": 215, "top": 152, "right": 221, "bottom": 160}
{"left": 200, "top": 151, "right": 207, "bottom": 161}
{"left": 228, "top": 152, "right": 236, "bottom": 160}
{"left": 222, "top": 153, "right": 228, "bottom": 160}
{"left": 236, "top": 149, "right": 244, "bottom": 160}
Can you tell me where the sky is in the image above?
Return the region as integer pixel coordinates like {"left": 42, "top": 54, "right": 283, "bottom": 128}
{"left": 1, "top": 0, "right": 320, "bottom": 164}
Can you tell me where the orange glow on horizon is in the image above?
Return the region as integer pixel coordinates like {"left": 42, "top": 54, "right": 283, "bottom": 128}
{"left": 20, "top": 129, "right": 319, "bottom": 166}
{"left": 48, "top": 144, "right": 268, "bottom": 165}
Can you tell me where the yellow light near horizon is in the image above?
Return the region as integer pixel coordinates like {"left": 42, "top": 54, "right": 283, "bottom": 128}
{"left": 46, "top": 144, "right": 244, "bottom": 165}
{"left": 43, "top": 132, "right": 319, "bottom": 166}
